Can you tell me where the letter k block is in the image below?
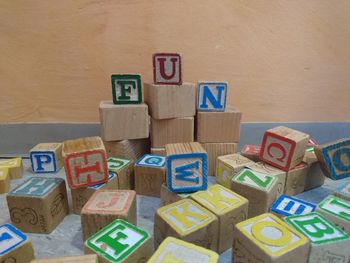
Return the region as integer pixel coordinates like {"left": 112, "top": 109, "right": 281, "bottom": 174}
{"left": 111, "top": 74, "right": 142, "bottom": 104}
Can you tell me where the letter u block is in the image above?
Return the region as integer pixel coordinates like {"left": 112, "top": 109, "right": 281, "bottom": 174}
{"left": 111, "top": 74, "right": 142, "bottom": 104}
{"left": 285, "top": 213, "right": 350, "bottom": 263}
{"left": 6, "top": 177, "right": 69, "bottom": 233}
{"left": 154, "top": 199, "right": 219, "bottom": 251}
{"left": 260, "top": 126, "right": 310, "bottom": 171}
{"left": 271, "top": 194, "right": 316, "bottom": 218}
{"left": 232, "top": 213, "right": 310, "bottom": 263}
{"left": 153, "top": 53, "right": 182, "bottom": 85}
{"left": 30, "top": 143, "right": 63, "bottom": 173}
{"left": 197, "top": 82, "right": 227, "bottom": 112}
{"left": 335, "top": 181, "right": 350, "bottom": 201}
{"left": 62, "top": 136, "right": 109, "bottom": 189}
{"left": 0, "top": 157, "right": 23, "bottom": 179}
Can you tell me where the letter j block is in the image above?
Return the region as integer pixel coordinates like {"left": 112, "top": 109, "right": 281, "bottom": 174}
{"left": 30, "top": 143, "right": 63, "bottom": 173}
{"left": 197, "top": 82, "right": 227, "bottom": 112}
{"left": 111, "top": 74, "right": 142, "bottom": 104}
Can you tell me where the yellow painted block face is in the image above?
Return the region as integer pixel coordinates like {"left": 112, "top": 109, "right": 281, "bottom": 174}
{"left": 158, "top": 199, "right": 216, "bottom": 235}
{"left": 236, "top": 213, "right": 308, "bottom": 256}
{"left": 0, "top": 168, "right": 9, "bottom": 180}
{"left": 216, "top": 160, "right": 233, "bottom": 188}
{"left": 0, "top": 157, "right": 22, "bottom": 168}
{"left": 148, "top": 237, "right": 219, "bottom": 263}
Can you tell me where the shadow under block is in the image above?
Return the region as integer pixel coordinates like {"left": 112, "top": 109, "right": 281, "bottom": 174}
{"left": 99, "top": 101, "right": 149, "bottom": 141}
{"left": 285, "top": 213, "right": 350, "bottom": 263}
{"left": 31, "top": 254, "right": 97, "bottom": 263}
{"left": 62, "top": 136, "right": 108, "bottom": 189}
{"left": 241, "top": 144, "right": 261, "bottom": 162}
{"left": 303, "top": 147, "right": 325, "bottom": 190}
{"left": 148, "top": 237, "right": 219, "bottom": 263}
{"left": 103, "top": 139, "right": 150, "bottom": 161}
{"left": 150, "top": 117, "right": 194, "bottom": 148}
{"left": 260, "top": 126, "right": 310, "bottom": 171}
{"left": 144, "top": 82, "right": 195, "bottom": 119}
{"left": 154, "top": 199, "right": 219, "bottom": 251}
{"left": 0, "top": 224, "right": 35, "bottom": 263}
{"left": 335, "top": 181, "right": 350, "bottom": 201}
{"left": 196, "top": 108, "right": 242, "bottom": 143}
{"left": 107, "top": 157, "right": 134, "bottom": 190}
{"left": 6, "top": 177, "right": 69, "bottom": 234}
{"left": 271, "top": 194, "right": 316, "bottom": 218}
{"left": 0, "top": 157, "right": 23, "bottom": 179}
{"left": 85, "top": 219, "right": 153, "bottom": 263}
{"left": 190, "top": 184, "right": 249, "bottom": 253}
{"left": 0, "top": 168, "right": 10, "bottom": 193}
{"left": 151, "top": 147, "right": 165, "bottom": 156}
{"left": 201, "top": 142, "right": 237, "bottom": 177}
{"left": 160, "top": 183, "right": 191, "bottom": 206}
{"left": 134, "top": 154, "right": 166, "bottom": 197}
{"left": 284, "top": 162, "right": 309, "bottom": 195}
{"left": 29, "top": 143, "right": 63, "bottom": 173}
{"left": 232, "top": 213, "right": 310, "bottom": 263}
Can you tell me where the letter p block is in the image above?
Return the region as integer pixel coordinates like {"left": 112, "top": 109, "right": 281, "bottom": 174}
{"left": 30, "top": 143, "right": 63, "bottom": 173}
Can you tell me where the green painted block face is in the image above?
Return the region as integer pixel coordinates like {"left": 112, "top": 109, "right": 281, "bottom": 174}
{"left": 86, "top": 219, "right": 149, "bottom": 262}
{"left": 234, "top": 168, "right": 276, "bottom": 191}
{"left": 107, "top": 157, "right": 131, "bottom": 172}
{"left": 318, "top": 195, "right": 350, "bottom": 223}
{"left": 111, "top": 74, "right": 142, "bottom": 104}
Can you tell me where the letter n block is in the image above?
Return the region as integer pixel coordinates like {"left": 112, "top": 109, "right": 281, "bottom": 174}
{"left": 271, "top": 194, "right": 316, "bottom": 218}
{"left": 62, "top": 136, "right": 108, "bottom": 189}
{"left": 335, "top": 181, "right": 350, "bottom": 201}
{"left": 232, "top": 213, "right": 310, "bottom": 263}
{"left": 6, "top": 177, "right": 69, "bottom": 233}
{"left": 0, "top": 168, "right": 10, "bottom": 194}
{"left": 0, "top": 224, "right": 34, "bottom": 263}
{"left": 111, "top": 74, "right": 142, "bottom": 104}
{"left": 197, "top": 82, "right": 227, "bottom": 112}
{"left": 166, "top": 142, "right": 208, "bottom": 193}
{"left": 260, "top": 126, "right": 310, "bottom": 171}
{"left": 30, "top": 143, "right": 63, "bottom": 173}
{"left": 0, "top": 157, "right": 23, "bottom": 179}
{"left": 153, "top": 53, "right": 182, "bottom": 85}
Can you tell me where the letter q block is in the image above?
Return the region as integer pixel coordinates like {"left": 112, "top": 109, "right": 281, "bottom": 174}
{"left": 30, "top": 143, "right": 63, "bottom": 173}
{"left": 197, "top": 82, "right": 227, "bottom": 112}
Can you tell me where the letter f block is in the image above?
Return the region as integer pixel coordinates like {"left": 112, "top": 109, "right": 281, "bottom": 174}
{"left": 111, "top": 74, "right": 142, "bottom": 104}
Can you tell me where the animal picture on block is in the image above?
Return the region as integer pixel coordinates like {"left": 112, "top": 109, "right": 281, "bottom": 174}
{"left": 0, "top": 157, "right": 23, "bottom": 179}
{"left": 62, "top": 136, "right": 108, "bottom": 189}
{"left": 107, "top": 157, "right": 134, "bottom": 189}
{"left": 271, "top": 194, "right": 316, "bottom": 218}
{"left": 85, "top": 219, "right": 153, "bottom": 263}
{"left": 30, "top": 143, "right": 63, "bottom": 173}
{"left": 197, "top": 82, "right": 227, "bottom": 112}
{"left": 111, "top": 74, "right": 142, "bottom": 104}
{"left": 153, "top": 53, "right": 182, "bottom": 85}
{"left": 335, "top": 181, "right": 350, "bottom": 201}
{"left": 148, "top": 237, "right": 219, "bottom": 263}
{"left": 166, "top": 142, "right": 208, "bottom": 192}
{"left": 0, "top": 224, "right": 35, "bottom": 263}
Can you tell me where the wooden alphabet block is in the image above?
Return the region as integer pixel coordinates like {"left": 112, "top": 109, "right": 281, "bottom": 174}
{"left": 303, "top": 147, "right": 325, "bottom": 190}
{"left": 241, "top": 144, "right": 261, "bottom": 162}
{"left": 271, "top": 194, "right": 316, "bottom": 218}
{"left": 190, "top": 184, "right": 248, "bottom": 253}
{"left": 99, "top": 101, "right": 149, "bottom": 141}
{"left": 0, "top": 224, "right": 35, "bottom": 263}
{"left": 104, "top": 139, "right": 150, "bottom": 161}
{"left": 196, "top": 107, "right": 242, "bottom": 143}
{"left": 154, "top": 199, "right": 219, "bottom": 251}
{"left": 31, "top": 255, "right": 97, "bottom": 263}
{"left": 160, "top": 183, "right": 191, "bottom": 206}
{"left": 166, "top": 142, "right": 208, "bottom": 192}
{"left": 0, "top": 157, "right": 23, "bottom": 179}
{"left": 0, "top": 168, "right": 10, "bottom": 194}
{"left": 81, "top": 190, "right": 136, "bottom": 241}
{"left": 111, "top": 74, "right": 142, "bottom": 104}
{"left": 30, "top": 143, "right": 63, "bottom": 173}
{"left": 144, "top": 82, "right": 196, "bottom": 119}
{"left": 153, "top": 53, "right": 182, "bottom": 85}
{"left": 335, "top": 181, "right": 350, "bottom": 201}
{"left": 285, "top": 213, "right": 350, "bottom": 263}
{"left": 62, "top": 136, "right": 108, "bottom": 189}
{"left": 134, "top": 154, "right": 166, "bottom": 197}
{"left": 232, "top": 213, "right": 310, "bottom": 263}
{"left": 201, "top": 142, "right": 237, "bottom": 177}
{"left": 107, "top": 157, "right": 134, "bottom": 190}
{"left": 284, "top": 162, "right": 309, "bottom": 195}
{"left": 85, "top": 219, "right": 152, "bottom": 263}
{"left": 197, "top": 82, "right": 227, "bottom": 112}
{"left": 148, "top": 237, "right": 219, "bottom": 263}
{"left": 260, "top": 126, "right": 310, "bottom": 171}
{"left": 150, "top": 117, "right": 194, "bottom": 148}
{"left": 317, "top": 195, "right": 350, "bottom": 233}
{"left": 151, "top": 147, "right": 165, "bottom": 156}
{"left": 7, "top": 177, "right": 69, "bottom": 233}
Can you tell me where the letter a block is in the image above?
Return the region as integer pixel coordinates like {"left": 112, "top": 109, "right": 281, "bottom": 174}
{"left": 85, "top": 219, "right": 153, "bottom": 263}
{"left": 148, "top": 237, "right": 219, "bottom": 263}
{"left": 6, "top": 177, "right": 69, "bottom": 233}
{"left": 271, "top": 195, "right": 316, "bottom": 218}
{"left": 0, "top": 224, "right": 35, "bottom": 263}
{"left": 335, "top": 181, "right": 350, "bottom": 201}
{"left": 197, "top": 82, "right": 227, "bottom": 112}
{"left": 0, "top": 157, "right": 23, "bottom": 179}
{"left": 30, "top": 143, "right": 63, "bottom": 173}
{"left": 232, "top": 213, "right": 310, "bottom": 263}
{"left": 0, "top": 168, "right": 10, "bottom": 194}
{"left": 62, "top": 136, "right": 108, "bottom": 189}
{"left": 260, "top": 126, "right": 310, "bottom": 171}
{"left": 107, "top": 157, "right": 134, "bottom": 190}
{"left": 111, "top": 74, "right": 142, "bottom": 104}
{"left": 286, "top": 213, "right": 350, "bottom": 263}
{"left": 190, "top": 184, "right": 249, "bottom": 253}
{"left": 153, "top": 53, "right": 182, "bottom": 85}
{"left": 166, "top": 142, "right": 208, "bottom": 193}
{"left": 154, "top": 199, "right": 218, "bottom": 251}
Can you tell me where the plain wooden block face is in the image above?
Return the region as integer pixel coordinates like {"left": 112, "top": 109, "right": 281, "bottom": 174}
{"left": 197, "top": 82, "right": 227, "bottom": 112}
{"left": 7, "top": 177, "right": 69, "bottom": 234}
{"left": 0, "top": 168, "right": 10, "bottom": 194}
{"left": 31, "top": 254, "right": 98, "bottom": 263}
{"left": 29, "top": 143, "right": 63, "bottom": 173}
{"left": 160, "top": 184, "right": 191, "bottom": 206}
{"left": 260, "top": 126, "right": 310, "bottom": 171}
{"left": 190, "top": 184, "right": 248, "bottom": 253}
{"left": 148, "top": 237, "right": 219, "bottom": 263}
{"left": 271, "top": 194, "right": 316, "bottom": 218}
{"left": 85, "top": 219, "right": 152, "bottom": 263}
{"left": 232, "top": 213, "right": 310, "bottom": 263}
{"left": 144, "top": 82, "right": 196, "bottom": 119}
{"left": 111, "top": 74, "right": 142, "bottom": 104}
{"left": 241, "top": 144, "right": 261, "bottom": 162}
{"left": 304, "top": 147, "right": 325, "bottom": 190}
{"left": 154, "top": 199, "right": 218, "bottom": 251}
{"left": 107, "top": 157, "right": 134, "bottom": 190}
{"left": 153, "top": 53, "right": 182, "bottom": 85}
{"left": 0, "top": 224, "right": 34, "bottom": 263}
{"left": 150, "top": 117, "right": 194, "bottom": 148}
{"left": 0, "top": 157, "right": 23, "bottom": 179}
{"left": 284, "top": 162, "right": 309, "bottom": 195}
{"left": 196, "top": 108, "right": 242, "bottom": 143}
{"left": 335, "top": 181, "right": 350, "bottom": 201}
{"left": 151, "top": 147, "right": 166, "bottom": 156}
{"left": 103, "top": 139, "right": 150, "bottom": 161}
{"left": 99, "top": 101, "right": 149, "bottom": 141}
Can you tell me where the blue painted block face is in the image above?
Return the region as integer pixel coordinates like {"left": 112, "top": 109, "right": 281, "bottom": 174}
{"left": 0, "top": 224, "right": 27, "bottom": 255}
{"left": 271, "top": 194, "right": 316, "bottom": 217}
{"left": 167, "top": 153, "right": 208, "bottom": 193}
{"left": 197, "top": 82, "right": 227, "bottom": 112}
{"left": 9, "top": 177, "right": 62, "bottom": 197}
{"left": 136, "top": 154, "right": 166, "bottom": 168}
{"left": 30, "top": 151, "right": 56, "bottom": 173}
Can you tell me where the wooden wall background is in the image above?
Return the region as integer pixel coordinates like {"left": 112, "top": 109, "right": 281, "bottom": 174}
{"left": 1, "top": 1, "right": 350, "bottom": 122}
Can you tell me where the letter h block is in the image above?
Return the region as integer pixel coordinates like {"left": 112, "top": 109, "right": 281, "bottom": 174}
{"left": 111, "top": 74, "right": 142, "bottom": 104}
{"left": 197, "top": 82, "right": 227, "bottom": 112}
{"left": 62, "top": 136, "right": 109, "bottom": 189}
{"left": 153, "top": 53, "right": 182, "bottom": 85}
{"left": 271, "top": 194, "right": 316, "bottom": 218}
{"left": 29, "top": 143, "right": 63, "bottom": 173}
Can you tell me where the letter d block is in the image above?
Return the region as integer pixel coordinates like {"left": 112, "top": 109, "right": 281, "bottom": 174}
{"left": 271, "top": 194, "right": 316, "bottom": 218}
{"left": 197, "top": 82, "right": 227, "bottom": 112}
{"left": 30, "top": 143, "right": 63, "bottom": 173}
{"left": 63, "top": 136, "right": 108, "bottom": 189}
{"left": 232, "top": 213, "right": 310, "bottom": 263}
{"left": 153, "top": 53, "right": 182, "bottom": 85}
{"left": 260, "top": 126, "right": 310, "bottom": 171}
{"left": 335, "top": 181, "right": 350, "bottom": 201}
{"left": 111, "top": 74, "right": 142, "bottom": 104}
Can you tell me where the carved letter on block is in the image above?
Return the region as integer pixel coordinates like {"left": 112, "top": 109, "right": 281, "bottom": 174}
{"left": 111, "top": 74, "right": 142, "bottom": 104}
{"left": 153, "top": 53, "right": 182, "bottom": 85}
{"left": 271, "top": 194, "right": 316, "bottom": 218}
{"left": 197, "top": 82, "right": 227, "bottom": 112}
{"left": 30, "top": 143, "right": 63, "bottom": 173}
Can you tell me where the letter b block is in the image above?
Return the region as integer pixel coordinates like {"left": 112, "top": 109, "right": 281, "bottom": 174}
{"left": 197, "top": 82, "right": 227, "bottom": 112}
{"left": 153, "top": 53, "right": 182, "bottom": 85}
{"left": 30, "top": 143, "right": 63, "bottom": 173}
{"left": 111, "top": 74, "right": 142, "bottom": 104}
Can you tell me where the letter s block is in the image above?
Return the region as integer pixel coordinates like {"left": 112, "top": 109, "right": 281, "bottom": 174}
{"left": 29, "top": 143, "right": 63, "bottom": 173}
{"left": 153, "top": 53, "right": 182, "bottom": 85}
{"left": 260, "top": 126, "right": 310, "bottom": 171}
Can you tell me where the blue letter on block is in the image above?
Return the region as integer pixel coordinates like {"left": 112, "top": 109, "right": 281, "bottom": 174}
{"left": 323, "top": 139, "right": 350, "bottom": 180}
{"left": 30, "top": 151, "right": 56, "bottom": 173}
{"left": 197, "top": 82, "right": 227, "bottom": 112}
{"left": 0, "top": 224, "right": 27, "bottom": 255}
{"left": 10, "top": 177, "right": 61, "bottom": 196}
{"left": 136, "top": 154, "right": 166, "bottom": 168}
{"left": 271, "top": 195, "right": 316, "bottom": 217}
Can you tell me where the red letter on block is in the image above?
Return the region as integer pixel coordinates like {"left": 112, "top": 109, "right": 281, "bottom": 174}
{"left": 153, "top": 53, "right": 182, "bottom": 85}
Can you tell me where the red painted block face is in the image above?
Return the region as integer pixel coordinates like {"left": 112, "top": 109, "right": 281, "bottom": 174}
{"left": 242, "top": 145, "right": 261, "bottom": 155}
{"left": 153, "top": 53, "right": 182, "bottom": 85}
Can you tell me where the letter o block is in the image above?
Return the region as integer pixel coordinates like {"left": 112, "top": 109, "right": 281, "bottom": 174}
{"left": 30, "top": 143, "right": 63, "bottom": 173}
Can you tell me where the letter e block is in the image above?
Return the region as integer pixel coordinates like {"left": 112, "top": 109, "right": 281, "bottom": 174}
{"left": 153, "top": 53, "right": 182, "bottom": 85}
{"left": 0, "top": 168, "right": 10, "bottom": 194}
{"left": 271, "top": 195, "right": 316, "bottom": 218}
{"left": 111, "top": 74, "right": 142, "bottom": 104}
{"left": 108, "top": 157, "right": 134, "bottom": 190}
{"left": 0, "top": 157, "right": 23, "bottom": 179}
{"left": 335, "top": 181, "right": 350, "bottom": 202}
{"left": 197, "top": 82, "right": 227, "bottom": 112}
{"left": 30, "top": 143, "right": 63, "bottom": 173}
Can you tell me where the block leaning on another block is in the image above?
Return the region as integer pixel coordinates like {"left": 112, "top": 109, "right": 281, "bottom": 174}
{"left": 29, "top": 143, "right": 63, "bottom": 173}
